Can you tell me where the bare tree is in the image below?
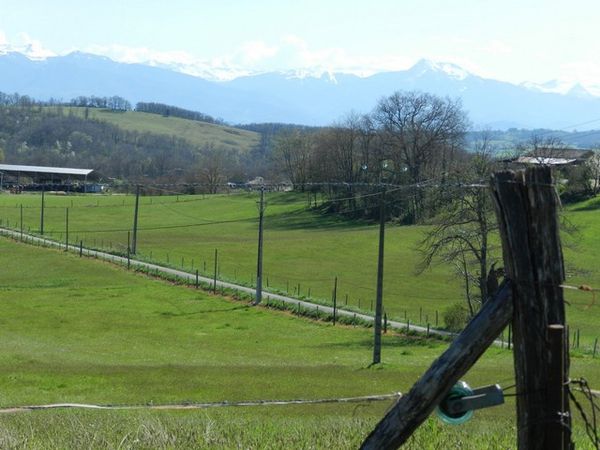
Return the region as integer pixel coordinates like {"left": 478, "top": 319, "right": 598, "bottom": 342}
{"left": 372, "top": 91, "right": 469, "bottom": 222}
{"left": 419, "top": 132, "right": 499, "bottom": 315}
{"left": 273, "top": 129, "right": 315, "bottom": 191}
{"left": 516, "top": 135, "right": 566, "bottom": 163}
{"left": 197, "top": 143, "right": 234, "bottom": 194}
{"left": 584, "top": 150, "right": 600, "bottom": 195}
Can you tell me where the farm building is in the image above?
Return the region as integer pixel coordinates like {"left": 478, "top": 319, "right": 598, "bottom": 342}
{"left": 514, "top": 148, "right": 594, "bottom": 166}
{"left": 0, "top": 163, "right": 102, "bottom": 193}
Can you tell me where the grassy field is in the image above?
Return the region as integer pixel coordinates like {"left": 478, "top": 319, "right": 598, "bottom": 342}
{"left": 53, "top": 107, "right": 261, "bottom": 152}
{"left": 0, "top": 238, "right": 598, "bottom": 448}
{"left": 0, "top": 190, "right": 599, "bottom": 349}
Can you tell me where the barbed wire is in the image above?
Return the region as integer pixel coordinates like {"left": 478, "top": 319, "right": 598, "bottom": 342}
{"left": 569, "top": 378, "right": 600, "bottom": 449}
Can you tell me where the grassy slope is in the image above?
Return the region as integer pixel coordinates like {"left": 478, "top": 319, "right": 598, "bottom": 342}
{"left": 0, "top": 238, "right": 598, "bottom": 448}
{"left": 1, "top": 191, "right": 599, "bottom": 348}
{"left": 56, "top": 107, "right": 261, "bottom": 152}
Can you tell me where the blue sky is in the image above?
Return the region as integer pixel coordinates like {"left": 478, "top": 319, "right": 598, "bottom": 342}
{"left": 1, "top": 0, "right": 598, "bottom": 85}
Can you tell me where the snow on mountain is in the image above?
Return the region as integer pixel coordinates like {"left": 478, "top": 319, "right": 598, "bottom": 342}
{"left": 1, "top": 51, "right": 600, "bottom": 128}
{"left": 521, "top": 79, "right": 576, "bottom": 95}
{"left": 410, "top": 59, "right": 472, "bottom": 80}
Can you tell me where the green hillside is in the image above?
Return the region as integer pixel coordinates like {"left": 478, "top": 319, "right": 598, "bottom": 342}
{"left": 60, "top": 107, "right": 261, "bottom": 152}
{"left": 1, "top": 191, "right": 599, "bottom": 350}
{"left": 0, "top": 238, "right": 598, "bottom": 448}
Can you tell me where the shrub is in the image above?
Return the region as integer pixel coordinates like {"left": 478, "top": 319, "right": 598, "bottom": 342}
{"left": 443, "top": 302, "right": 470, "bottom": 332}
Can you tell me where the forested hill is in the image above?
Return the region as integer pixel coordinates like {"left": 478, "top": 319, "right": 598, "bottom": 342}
{"left": 0, "top": 103, "right": 263, "bottom": 185}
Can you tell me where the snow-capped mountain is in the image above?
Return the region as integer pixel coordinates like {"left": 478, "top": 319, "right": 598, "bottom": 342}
{"left": 0, "top": 51, "right": 599, "bottom": 129}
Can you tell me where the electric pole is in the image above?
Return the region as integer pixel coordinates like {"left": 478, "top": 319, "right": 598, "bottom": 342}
{"left": 131, "top": 184, "right": 140, "bottom": 254}
{"left": 373, "top": 189, "right": 386, "bottom": 365}
{"left": 254, "top": 187, "right": 265, "bottom": 304}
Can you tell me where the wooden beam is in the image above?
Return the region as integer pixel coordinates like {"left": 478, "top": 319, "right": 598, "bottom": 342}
{"left": 490, "top": 167, "right": 571, "bottom": 449}
{"left": 360, "top": 280, "right": 512, "bottom": 450}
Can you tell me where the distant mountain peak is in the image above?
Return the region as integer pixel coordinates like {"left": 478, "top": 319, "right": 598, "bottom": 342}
{"left": 567, "top": 83, "right": 593, "bottom": 99}
{"left": 409, "top": 58, "right": 471, "bottom": 80}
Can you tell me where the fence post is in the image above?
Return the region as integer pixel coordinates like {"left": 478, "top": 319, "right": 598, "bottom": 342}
{"left": 491, "top": 166, "right": 571, "bottom": 449}
{"left": 213, "top": 248, "right": 218, "bottom": 294}
{"left": 332, "top": 276, "right": 338, "bottom": 326}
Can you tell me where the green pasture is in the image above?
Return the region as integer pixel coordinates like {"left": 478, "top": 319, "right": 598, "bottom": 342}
{"left": 0, "top": 190, "right": 599, "bottom": 349}
{"left": 51, "top": 107, "right": 260, "bottom": 152}
{"left": 0, "top": 238, "right": 598, "bottom": 448}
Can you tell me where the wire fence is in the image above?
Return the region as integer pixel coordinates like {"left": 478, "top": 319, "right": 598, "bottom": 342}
{"left": 0, "top": 181, "right": 599, "bottom": 349}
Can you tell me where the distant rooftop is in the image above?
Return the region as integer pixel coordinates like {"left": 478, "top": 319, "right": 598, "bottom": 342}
{"left": 0, "top": 164, "right": 93, "bottom": 176}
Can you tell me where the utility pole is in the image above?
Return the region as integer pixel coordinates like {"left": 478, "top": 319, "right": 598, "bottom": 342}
{"left": 131, "top": 185, "right": 140, "bottom": 254}
{"left": 40, "top": 188, "right": 45, "bottom": 235}
{"left": 373, "top": 189, "right": 386, "bottom": 365}
{"left": 20, "top": 204, "right": 23, "bottom": 241}
{"left": 254, "top": 187, "right": 265, "bottom": 304}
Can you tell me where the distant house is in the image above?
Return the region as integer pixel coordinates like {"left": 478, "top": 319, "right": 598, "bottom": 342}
{"left": 515, "top": 148, "right": 595, "bottom": 166}
{"left": 246, "top": 177, "right": 265, "bottom": 189}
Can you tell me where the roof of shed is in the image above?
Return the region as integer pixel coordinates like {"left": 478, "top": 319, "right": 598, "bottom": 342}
{"left": 0, "top": 164, "right": 93, "bottom": 176}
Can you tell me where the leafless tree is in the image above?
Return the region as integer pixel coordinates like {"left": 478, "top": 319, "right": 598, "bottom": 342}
{"left": 372, "top": 91, "right": 469, "bottom": 221}
{"left": 419, "top": 132, "right": 499, "bottom": 315}
{"left": 273, "top": 129, "right": 315, "bottom": 191}
{"left": 584, "top": 150, "right": 600, "bottom": 195}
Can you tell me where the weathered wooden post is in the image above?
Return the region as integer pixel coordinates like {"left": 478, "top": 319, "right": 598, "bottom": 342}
{"left": 490, "top": 166, "right": 571, "bottom": 450}
{"left": 361, "top": 166, "right": 570, "bottom": 450}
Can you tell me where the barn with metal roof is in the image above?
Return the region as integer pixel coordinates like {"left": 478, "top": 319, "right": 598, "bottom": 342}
{"left": 0, "top": 164, "right": 96, "bottom": 192}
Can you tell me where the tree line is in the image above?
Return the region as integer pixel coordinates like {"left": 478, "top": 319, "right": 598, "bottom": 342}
{"left": 135, "top": 102, "right": 223, "bottom": 125}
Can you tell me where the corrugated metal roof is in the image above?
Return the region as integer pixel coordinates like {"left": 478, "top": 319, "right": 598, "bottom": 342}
{"left": 516, "top": 157, "right": 577, "bottom": 166}
{"left": 0, "top": 164, "right": 93, "bottom": 176}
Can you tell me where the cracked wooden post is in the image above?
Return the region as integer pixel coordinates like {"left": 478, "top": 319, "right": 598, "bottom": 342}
{"left": 490, "top": 166, "right": 571, "bottom": 450}
{"left": 361, "top": 166, "right": 570, "bottom": 449}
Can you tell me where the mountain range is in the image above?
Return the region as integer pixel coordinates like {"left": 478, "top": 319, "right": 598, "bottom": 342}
{"left": 1, "top": 51, "right": 599, "bottom": 130}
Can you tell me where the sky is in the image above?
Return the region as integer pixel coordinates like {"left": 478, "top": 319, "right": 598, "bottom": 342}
{"left": 1, "top": 0, "right": 599, "bottom": 86}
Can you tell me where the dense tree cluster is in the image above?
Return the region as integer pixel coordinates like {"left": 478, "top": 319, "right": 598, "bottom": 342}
{"left": 70, "top": 96, "right": 131, "bottom": 111}
{"left": 135, "top": 102, "right": 223, "bottom": 125}
{"left": 273, "top": 91, "right": 471, "bottom": 223}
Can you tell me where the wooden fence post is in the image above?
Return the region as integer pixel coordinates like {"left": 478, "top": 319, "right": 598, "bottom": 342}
{"left": 360, "top": 282, "right": 513, "bottom": 449}
{"left": 491, "top": 166, "right": 571, "bottom": 450}
{"left": 361, "top": 166, "right": 571, "bottom": 450}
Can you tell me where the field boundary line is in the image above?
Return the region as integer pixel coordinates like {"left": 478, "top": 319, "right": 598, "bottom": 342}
{"left": 0, "top": 228, "right": 480, "bottom": 342}
{"left": 0, "top": 393, "right": 402, "bottom": 414}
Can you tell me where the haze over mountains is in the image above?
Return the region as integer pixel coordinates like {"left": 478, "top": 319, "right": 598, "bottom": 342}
{"left": 1, "top": 50, "right": 599, "bottom": 130}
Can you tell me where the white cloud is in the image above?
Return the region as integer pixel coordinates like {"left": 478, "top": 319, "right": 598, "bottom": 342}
{"left": 15, "top": 32, "right": 56, "bottom": 59}
{"left": 214, "top": 35, "right": 414, "bottom": 77}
